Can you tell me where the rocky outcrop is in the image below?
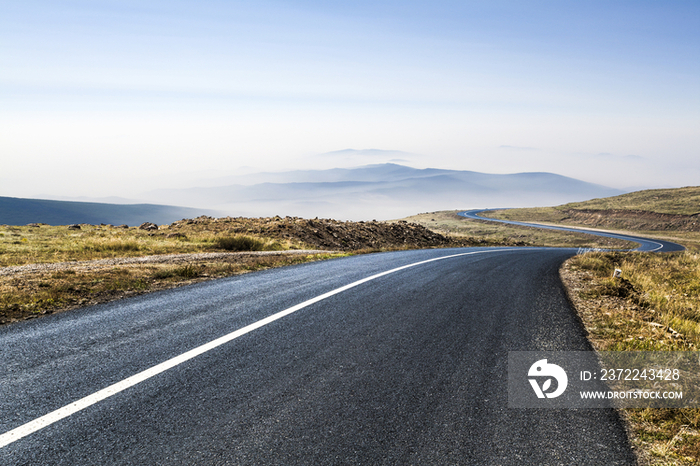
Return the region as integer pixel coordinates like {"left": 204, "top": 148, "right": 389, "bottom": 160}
{"left": 168, "top": 216, "right": 471, "bottom": 251}
{"left": 139, "top": 222, "right": 158, "bottom": 231}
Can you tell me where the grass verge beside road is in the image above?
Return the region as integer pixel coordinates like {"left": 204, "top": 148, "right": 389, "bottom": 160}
{"left": 0, "top": 251, "right": 347, "bottom": 325}
{"left": 561, "top": 251, "right": 700, "bottom": 465}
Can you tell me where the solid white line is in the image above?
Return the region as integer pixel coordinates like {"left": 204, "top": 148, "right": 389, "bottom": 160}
{"left": 0, "top": 248, "right": 515, "bottom": 448}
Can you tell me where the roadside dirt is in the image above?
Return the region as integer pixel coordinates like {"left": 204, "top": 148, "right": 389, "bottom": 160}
{"left": 0, "top": 250, "right": 332, "bottom": 277}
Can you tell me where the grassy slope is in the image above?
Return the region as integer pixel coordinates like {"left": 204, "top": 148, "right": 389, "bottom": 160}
{"left": 0, "top": 215, "right": 483, "bottom": 324}
{"left": 490, "top": 186, "right": 700, "bottom": 217}
{"left": 562, "top": 186, "right": 700, "bottom": 215}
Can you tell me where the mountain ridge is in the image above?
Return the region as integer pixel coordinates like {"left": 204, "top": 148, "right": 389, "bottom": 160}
{"left": 1, "top": 164, "right": 627, "bottom": 224}
{"left": 142, "top": 163, "right": 625, "bottom": 220}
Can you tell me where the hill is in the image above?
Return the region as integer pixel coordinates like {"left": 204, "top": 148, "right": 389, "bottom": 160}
{"left": 562, "top": 186, "right": 700, "bottom": 216}
{"left": 0, "top": 196, "right": 218, "bottom": 227}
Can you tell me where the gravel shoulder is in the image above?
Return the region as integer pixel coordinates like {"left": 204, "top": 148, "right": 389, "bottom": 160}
{"left": 0, "top": 250, "right": 334, "bottom": 276}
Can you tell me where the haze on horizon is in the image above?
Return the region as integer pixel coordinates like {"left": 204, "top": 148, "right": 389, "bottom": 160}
{"left": 1, "top": 1, "right": 699, "bottom": 201}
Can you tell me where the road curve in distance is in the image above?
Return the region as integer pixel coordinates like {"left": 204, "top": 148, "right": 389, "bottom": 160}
{"left": 458, "top": 209, "right": 685, "bottom": 252}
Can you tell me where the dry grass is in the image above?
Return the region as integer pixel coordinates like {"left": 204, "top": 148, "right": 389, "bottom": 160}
{"left": 562, "top": 186, "right": 700, "bottom": 216}
{"left": 490, "top": 186, "right": 700, "bottom": 217}
{"left": 0, "top": 223, "right": 293, "bottom": 267}
{"left": 483, "top": 186, "right": 700, "bottom": 249}
{"left": 0, "top": 252, "right": 348, "bottom": 325}
{"left": 562, "top": 251, "right": 700, "bottom": 464}
{"left": 0, "top": 219, "right": 353, "bottom": 324}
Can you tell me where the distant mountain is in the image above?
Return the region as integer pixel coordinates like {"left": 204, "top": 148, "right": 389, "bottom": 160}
{"left": 0, "top": 197, "right": 218, "bottom": 226}
{"left": 142, "top": 163, "right": 625, "bottom": 221}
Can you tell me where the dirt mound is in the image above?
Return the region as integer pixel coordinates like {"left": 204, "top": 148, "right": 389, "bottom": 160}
{"left": 169, "top": 216, "right": 471, "bottom": 250}
{"left": 561, "top": 209, "right": 700, "bottom": 232}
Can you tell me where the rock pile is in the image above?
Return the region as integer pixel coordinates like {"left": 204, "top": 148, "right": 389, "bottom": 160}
{"left": 169, "top": 216, "right": 467, "bottom": 251}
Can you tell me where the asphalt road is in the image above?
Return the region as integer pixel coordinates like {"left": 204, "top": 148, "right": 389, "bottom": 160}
{"left": 2, "top": 244, "right": 661, "bottom": 466}
{"left": 459, "top": 209, "right": 686, "bottom": 253}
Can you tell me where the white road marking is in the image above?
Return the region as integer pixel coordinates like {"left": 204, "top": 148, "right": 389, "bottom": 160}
{"left": 0, "top": 248, "right": 515, "bottom": 448}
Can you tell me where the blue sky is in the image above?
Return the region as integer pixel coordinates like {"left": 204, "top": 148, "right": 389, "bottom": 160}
{"left": 1, "top": 0, "right": 698, "bottom": 198}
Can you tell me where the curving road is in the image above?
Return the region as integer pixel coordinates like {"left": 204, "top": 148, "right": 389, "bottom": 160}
{"left": 459, "top": 209, "right": 685, "bottom": 252}
{"left": 0, "top": 219, "right": 684, "bottom": 465}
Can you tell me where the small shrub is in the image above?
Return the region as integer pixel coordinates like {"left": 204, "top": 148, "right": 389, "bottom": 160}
{"left": 174, "top": 264, "right": 200, "bottom": 278}
{"left": 267, "top": 241, "right": 285, "bottom": 251}
{"left": 214, "top": 236, "right": 265, "bottom": 251}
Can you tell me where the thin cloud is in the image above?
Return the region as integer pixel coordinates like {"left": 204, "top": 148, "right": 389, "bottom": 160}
{"left": 499, "top": 145, "right": 539, "bottom": 151}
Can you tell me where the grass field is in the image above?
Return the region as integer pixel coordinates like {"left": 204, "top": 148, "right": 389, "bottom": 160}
{"left": 491, "top": 186, "right": 700, "bottom": 217}
{"left": 0, "top": 215, "right": 477, "bottom": 324}
{"left": 0, "top": 251, "right": 346, "bottom": 325}
{"left": 560, "top": 186, "right": 700, "bottom": 215}
{"left": 0, "top": 223, "right": 292, "bottom": 267}
{"left": 0, "top": 220, "right": 340, "bottom": 323}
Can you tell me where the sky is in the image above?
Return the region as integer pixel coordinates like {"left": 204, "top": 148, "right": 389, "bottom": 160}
{"left": 1, "top": 0, "right": 699, "bottom": 200}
